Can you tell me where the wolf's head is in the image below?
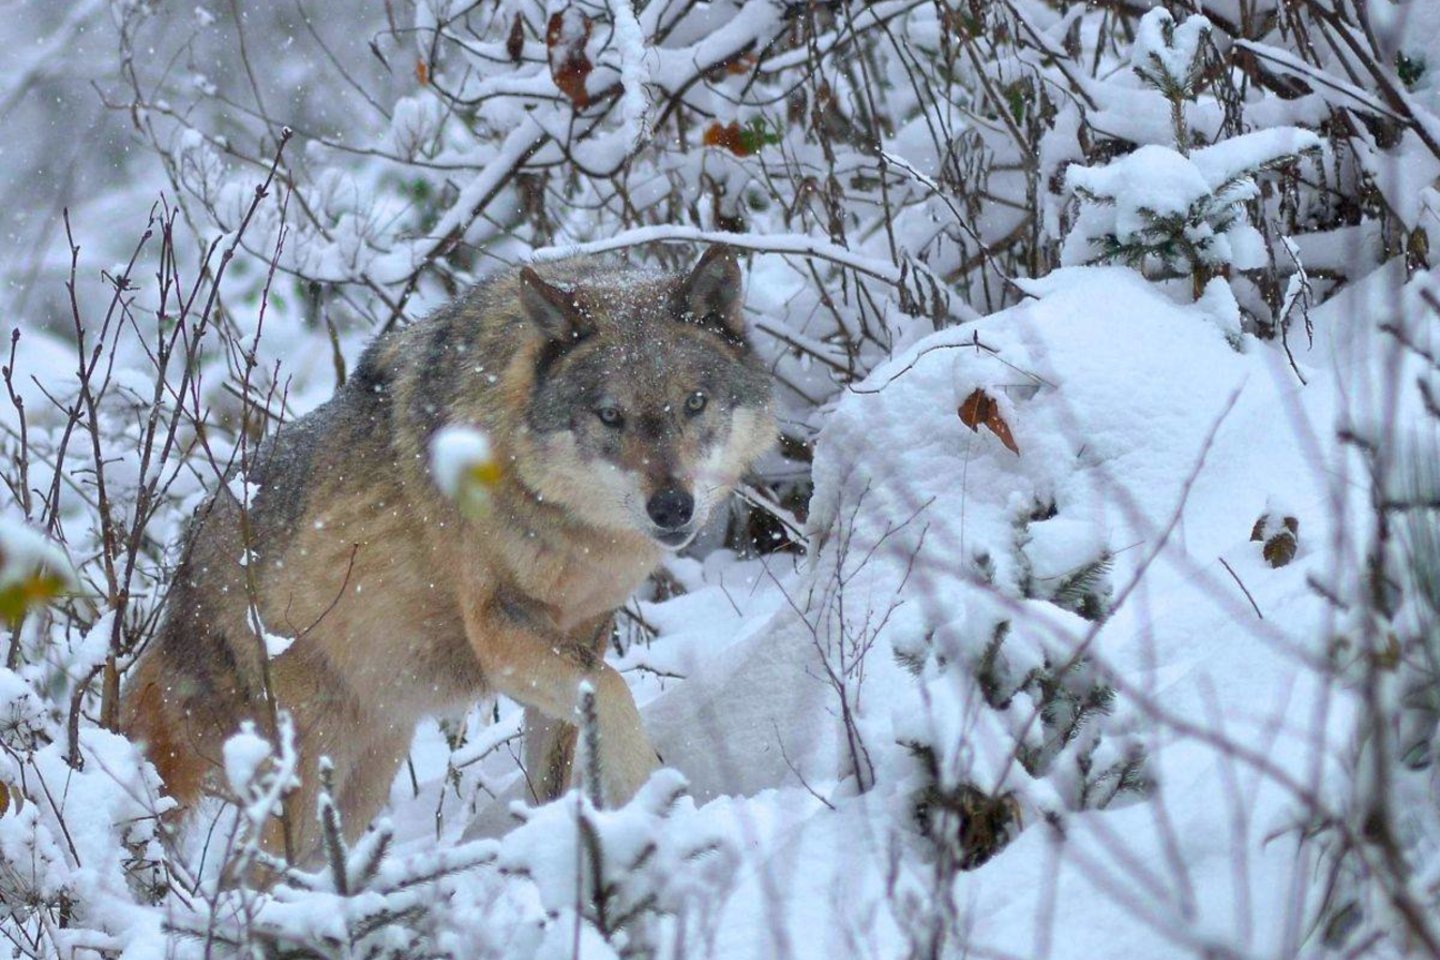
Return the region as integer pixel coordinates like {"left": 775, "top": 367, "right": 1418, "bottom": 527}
{"left": 514, "top": 247, "right": 775, "bottom": 550}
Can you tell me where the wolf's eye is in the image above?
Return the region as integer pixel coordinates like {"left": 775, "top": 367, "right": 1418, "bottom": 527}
{"left": 596, "top": 404, "right": 625, "bottom": 428}
{"left": 685, "top": 391, "right": 708, "bottom": 416}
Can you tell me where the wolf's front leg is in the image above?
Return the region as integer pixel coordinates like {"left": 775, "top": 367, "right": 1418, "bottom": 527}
{"left": 583, "top": 666, "right": 662, "bottom": 804}
{"left": 464, "top": 590, "right": 658, "bottom": 806}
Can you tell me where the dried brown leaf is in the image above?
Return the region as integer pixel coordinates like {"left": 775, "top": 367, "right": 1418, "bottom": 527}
{"left": 546, "top": 9, "right": 593, "bottom": 108}
{"left": 0, "top": 781, "right": 21, "bottom": 817}
{"left": 507, "top": 13, "right": 525, "bottom": 63}
{"left": 1253, "top": 512, "right": 1300, "bottom": 567}
{"left": 1263, "top": 531, "right": 1296, "bottom": 567}
{"left": 725, "top": 53, "right": 758, "bottom": 76}
{"left": 958, "top": 388, "right": 1020, "bottom": 455}
{"left": 702, "top": 121, "right": 752, "bottom": 157}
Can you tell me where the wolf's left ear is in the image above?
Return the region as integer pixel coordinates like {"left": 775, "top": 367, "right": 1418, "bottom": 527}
{"left": 520, "top": 267, "right": 590, "bottom": 342}
{"left": 678, "top": 245, "right": 746, "bottom": 346}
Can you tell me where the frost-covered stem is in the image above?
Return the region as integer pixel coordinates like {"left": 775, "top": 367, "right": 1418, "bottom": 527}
{"left": 222, "top": 713, "right": 301, "bottom": 891}
{"left": 1170, "top": 91, "right": 1188, "bottom": 158}
{"left": 3, "top": 331, "right": 32, "bottom": 670}
{"left": 1277, "top": 237, "right": 1313, "bottom": 384}
{"left": 2, "top": 330, "right": 31, "bottom": 522}
{"left": 317, "top": 759, "right": 349, "bottom": 895}
{"left": 577, "top": 681, "right": 603, "bottom": 805}
{"left": 349, "top": 824, "right": 392, "bottom": 890}
{"left": 610, "top": 0, "right": 652, "bottom": 148}
{"left": 224, "top": 155, "right": 297, "bottom": 860}
{"left": 65, "top": 660, "right": 107, "bottom": 769}
{"left": 61, "top": 205, "right": 156, "bottom": 739}
{"left": 830, "top": 596, "right": 876, "bottom": 794}
{"left": 577, "top": 807, "right": 611, "bottom": 937}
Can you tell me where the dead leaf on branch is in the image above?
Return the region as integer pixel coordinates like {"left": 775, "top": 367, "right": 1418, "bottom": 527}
{"left": 507, "top": 13, "right": 525, "bottom": 63}
{"left": 702, "top": 118, "right": 782, "bottom": 157}
{"left": 726, "top": 53, "right": 759, "bottom": 76}
{"left": 916, "top": 781, "right": 1022, "bottom": 871}
{"left": 0, "top": 781, "right": 21, "bottom": 817}
{"left": 1251, "top": 512, "right": 1299, "bottom": 568}
{"left": 959, "top": 388, "right": 1020, "bottom": 455}
{"left": 703, "top": 121, "right": 752, "bottom": 157}
{"left": 547, "top": 9, "right": 593, "bottom": 108}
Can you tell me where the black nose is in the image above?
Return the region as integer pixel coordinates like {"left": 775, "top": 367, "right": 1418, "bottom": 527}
{"left": 646, "top": 488, "right": 694, "bottom": 530}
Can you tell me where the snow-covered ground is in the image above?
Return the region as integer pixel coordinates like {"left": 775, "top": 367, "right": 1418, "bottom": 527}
{"left": 345, "top": 262, "right": 1429, "bottom": 959}
{"left": 3, "top": 1, "right": 1439, "bottom": 957}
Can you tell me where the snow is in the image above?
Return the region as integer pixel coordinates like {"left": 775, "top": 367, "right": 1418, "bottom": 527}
{"left": 1068, "top": 144, "right": 1212, "bottom": 233}
{"left": 0, "top": 518, "right": 76, "bottom": 592}
{"left": 610, "top": 264, "right": 1360, "bottom": 958}
{"left": 223, "top": 723, "right": 274, "bottom": 797}
{"left": 1132, "top": 9, "right": 1210, "bottom": 94}
{"left": 610, "top": 0, "right": 654, "bottom": 148}
{"left": 262, "top": 627, "right": 295, "bottom": 659}
{"left": 429, "top": 424, "right": 494, "bottom": 499}
{"left": 449, "top": 260, "right": 1417, "bottom": 957}
{"left": 1191, "top": 128, "right": 1323, "bottom": 187}
{"left": 227, "top": 476, "right": 261, "bottom": 506}
{"left": 1023, "top": 514, "right": 1107, "bottom": 585}
{"left": 70, "top": 610, "right": 115, "bottom": 679}
{"left": 1196, "top": 276, "right": 1243, "bottom": 342}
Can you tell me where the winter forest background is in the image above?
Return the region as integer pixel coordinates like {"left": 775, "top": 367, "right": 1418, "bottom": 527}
{"left": 2, "top": 0, "right": 1439, "bottom": 956}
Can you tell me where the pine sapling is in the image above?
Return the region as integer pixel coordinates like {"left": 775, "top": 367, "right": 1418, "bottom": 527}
{"left": 1065, "top": 8, "right": 1321, "bottom": 299}
{"left": 1131, "top": 9, "right": 1212, "bottom": 155}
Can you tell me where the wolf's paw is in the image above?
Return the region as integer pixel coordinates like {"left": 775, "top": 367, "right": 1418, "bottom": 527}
{"left": 598, "top": 729, "right": 661, "bottom": 807}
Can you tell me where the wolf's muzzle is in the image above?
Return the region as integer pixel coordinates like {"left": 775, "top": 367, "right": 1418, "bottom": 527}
{"left": 646, "top": 488, "right": 694, "bottom": 530}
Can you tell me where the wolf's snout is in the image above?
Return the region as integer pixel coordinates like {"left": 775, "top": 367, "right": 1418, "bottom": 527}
{"left": 646, "top": 488, "right": 694, "bottom": 530}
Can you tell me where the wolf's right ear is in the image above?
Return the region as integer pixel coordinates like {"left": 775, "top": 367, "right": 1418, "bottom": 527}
{"left": 678, "top": 246, "right": 746, "bottom": 346}
{"left": 520, "top": 267, "right": 590, "bottom": 342}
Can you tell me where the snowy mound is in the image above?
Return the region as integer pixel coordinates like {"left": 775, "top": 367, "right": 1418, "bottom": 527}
{"left": 499, "top": 265, "right": 1380, "bottom": 957}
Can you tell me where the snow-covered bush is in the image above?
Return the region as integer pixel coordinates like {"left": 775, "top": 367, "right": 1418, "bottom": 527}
{"left": 3, "top": 0, "right": 1440, "bottom": 956}
{"left": 501, "top": 768, "right": 736, "bottom": 959}
{"left": 177, "top": 743, "right": 500, "bottom": 960}
{"left": 1063, "top": 11, "right": 1323, "bottom": 306}
{"left": 1063, "top": 132, "right": 1320, "bottom": 296}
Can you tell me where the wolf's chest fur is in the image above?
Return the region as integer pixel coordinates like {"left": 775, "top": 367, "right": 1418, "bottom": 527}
{"left": 483, "top": 507, "right": 659, "bottom": 632}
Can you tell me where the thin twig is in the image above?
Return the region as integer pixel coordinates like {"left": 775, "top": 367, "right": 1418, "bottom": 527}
{"left": 1218, "top": 557, "right": 1264, "bottom": 620}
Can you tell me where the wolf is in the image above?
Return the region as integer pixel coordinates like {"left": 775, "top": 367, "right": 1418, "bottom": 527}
{"left": 122, "top": 246, "right": 774, "bottom": 859}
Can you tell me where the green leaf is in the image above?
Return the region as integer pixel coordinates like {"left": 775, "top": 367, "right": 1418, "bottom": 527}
{"left": 0, "top": 571, "right": 69, "bottom": 626}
